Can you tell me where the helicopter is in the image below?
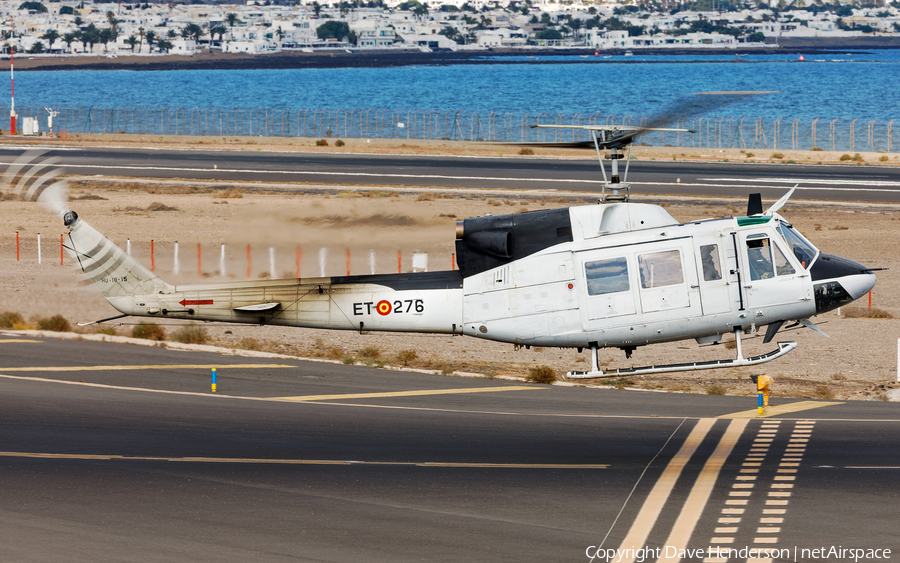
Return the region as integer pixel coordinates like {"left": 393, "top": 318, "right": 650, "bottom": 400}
{"left": 15, "top": 125, "right": 877, "bottom": 379}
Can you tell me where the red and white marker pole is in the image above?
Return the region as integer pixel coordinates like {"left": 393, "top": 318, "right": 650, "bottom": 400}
{"left": 9, "top": 16, "right": 15, "bottom": 136}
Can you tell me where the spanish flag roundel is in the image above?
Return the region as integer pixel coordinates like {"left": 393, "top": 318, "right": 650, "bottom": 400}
{"left": 376, "top": 300, "right": 392, "bottom": 315}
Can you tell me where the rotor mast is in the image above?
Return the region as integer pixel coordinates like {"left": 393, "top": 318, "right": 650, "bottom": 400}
{"left": 533, "top": 123, "right": 692, "bottom": 203}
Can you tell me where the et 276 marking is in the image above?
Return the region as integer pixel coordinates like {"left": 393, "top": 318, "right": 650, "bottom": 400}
{"left": 353, "top": 299, "right": 424, "bottom": 316}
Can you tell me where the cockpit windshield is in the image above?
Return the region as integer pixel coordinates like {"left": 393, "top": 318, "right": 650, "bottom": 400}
{"left": 777, "top": 222, "right": 818, "bottom": 269}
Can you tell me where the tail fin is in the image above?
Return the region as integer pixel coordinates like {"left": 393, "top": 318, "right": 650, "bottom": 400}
{"left": 63, "top": 211, "right": 172, "bottom": 312}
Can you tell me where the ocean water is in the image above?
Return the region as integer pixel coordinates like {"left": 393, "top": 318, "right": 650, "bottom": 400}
{"left": 12, "top": 49, "right": 900, "bottom": 120}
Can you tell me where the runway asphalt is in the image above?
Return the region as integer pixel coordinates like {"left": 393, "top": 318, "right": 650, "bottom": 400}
{"left": 2, "top": 146, "right": 900, "bottom": 203}
{"left": 2, "top": 333, "right": 899, "bottom": 562}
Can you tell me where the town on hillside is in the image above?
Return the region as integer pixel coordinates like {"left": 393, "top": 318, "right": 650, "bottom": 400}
{"left": 2, "top": 0, "right": 899, "bottom": 57}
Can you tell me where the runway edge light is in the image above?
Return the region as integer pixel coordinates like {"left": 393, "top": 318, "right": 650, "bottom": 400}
{"left": 212, "top": 367, "right": 217, "bottom": 393}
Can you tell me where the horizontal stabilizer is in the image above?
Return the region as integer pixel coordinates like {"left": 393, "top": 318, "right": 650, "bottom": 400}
{"left": 234, "top": 302, "right": 281, "bottom": 312}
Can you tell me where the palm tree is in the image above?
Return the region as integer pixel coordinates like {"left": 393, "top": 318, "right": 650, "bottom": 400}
{"left": 125, "top": 34, "right": 138, "bottom": 52}
{"left": 209, "top": 24, "right": 226, "bottom": 42}
{"left": 81, "top": 23, "right": 100, "bottom": 52}
{"left": 41, "top": 29, "right": 59, "bottom": 51}
{"left": 137, "top": 26, "right": 145, "bottom": 52}
{"left": 182, "top": 22, "right": 204, "bottom": 41}
{"left": 156, "top": 38, "right": 173, "bottom": 52}
{"left": 106, "top": 11, "right": 119, "bottom": 35}
{"left": 225, "top": 13, "right": 240, "bottom": 41}
{"left": 62, "top": 31, "right": 79, "bottom": 53}
{"left": 99, "top": 27, "right": 114, "bottom": 52}
{"left": 144, "top": 30, "right": 156, "bottom": 52}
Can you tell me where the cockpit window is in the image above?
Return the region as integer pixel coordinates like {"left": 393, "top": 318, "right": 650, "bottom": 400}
{"left": 778, "top": 223, "right": 818, "bottom": 269}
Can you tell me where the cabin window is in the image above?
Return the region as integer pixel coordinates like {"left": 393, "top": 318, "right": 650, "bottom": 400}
{"left": 638, "top": 250, "right": 684, "bottom": 289}
{"left": 778, "top": 222, "right": 817, "bottom": 268}
{"left": 585, "top": 257, "right": 630, "bottom": 296}
{"left": 746, "top": 235, "right": 775, "bottom": 280}
{"left": 700, "top": 244, "right": 722, "bottom": 281}
{"left": 773, "top": 243, "right": 796, "bottom": 276}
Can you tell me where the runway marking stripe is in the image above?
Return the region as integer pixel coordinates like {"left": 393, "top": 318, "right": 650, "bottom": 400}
{"left": 718, "top": 401, "right": 843, "bottom": 418}
{"left": 0, "top": 339, "right": 43, "bottom": 343}
{"left": 659, "top": 419, "right": 749, "bottom": 563}
{"left": 273, "top": 386, "right": 542, "bottom": 401}
{"left": 15, "top": 162, "right": 899, "bottom": 193}
{"left": 0, "top": 363, "right": 295, "bottom": 372}
{"left": 615, "top": 418, "right": 716, "bottom": 563}
{"left": 0, "top": 451, "right": 605, "bottom": 469}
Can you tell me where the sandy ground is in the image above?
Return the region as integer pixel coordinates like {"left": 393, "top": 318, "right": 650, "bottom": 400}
{"left": 1, "top": 164, "right": 898, "bottom": 402}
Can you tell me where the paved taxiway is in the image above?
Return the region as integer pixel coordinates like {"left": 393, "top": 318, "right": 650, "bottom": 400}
{"left": 2, "top": 147, "right": 900, "bottom": 203}
{"left": 2, "top": 334, "right": 899, "bottom": 562}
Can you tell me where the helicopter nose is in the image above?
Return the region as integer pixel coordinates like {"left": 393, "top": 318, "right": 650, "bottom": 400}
{"left": 811, "top": 253, "right": 877, "bottom": 314}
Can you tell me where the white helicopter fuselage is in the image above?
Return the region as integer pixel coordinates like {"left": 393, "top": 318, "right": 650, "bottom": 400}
{"left": 63, "top": 199, "right": 874, "bottom": 374}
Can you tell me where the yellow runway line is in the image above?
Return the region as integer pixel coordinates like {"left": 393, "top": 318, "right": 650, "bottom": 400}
{"left": 615, "top": 418, "right": 717, "bottom": 563}
{"left": 0, "top": 451, "right": 606, "bottom": 469}
{"left": 0, "top": 364, "right": 295, "bottom": 372}
{"left": 718, "top": 401, "right": 844, "bottom": 419}
{"left": 659, "top": 419, "right": 749, "bottom": 563}
{"left": 0, "top": 339, "right": 43, "bottom": 343}
{"left": 273, "top": 386, "right": 543, "bottom": 401}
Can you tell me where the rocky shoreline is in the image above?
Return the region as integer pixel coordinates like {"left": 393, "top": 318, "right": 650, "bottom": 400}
{"left": 3, "top": 40, "right": 893, "bottom": 72}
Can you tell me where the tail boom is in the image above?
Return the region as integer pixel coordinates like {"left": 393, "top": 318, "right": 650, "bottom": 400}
{"left": 66, "top": 213, "right": 463, "bottom": 334}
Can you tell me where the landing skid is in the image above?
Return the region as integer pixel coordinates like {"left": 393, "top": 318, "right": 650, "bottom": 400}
{"left": 565, "top": 329, "right": 797, "bottom": 379}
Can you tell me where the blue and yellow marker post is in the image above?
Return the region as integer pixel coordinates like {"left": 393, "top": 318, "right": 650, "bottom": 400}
{"left": 211, "top": 367, "right": 217, "bottom": 393}
{"left": 751, "top": 374, "right": 772, "bottom": 416}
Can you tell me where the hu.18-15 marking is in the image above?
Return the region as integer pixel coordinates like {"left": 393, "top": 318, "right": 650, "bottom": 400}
{"left": 353, "top": 299, "right": 424, "bottom": 316}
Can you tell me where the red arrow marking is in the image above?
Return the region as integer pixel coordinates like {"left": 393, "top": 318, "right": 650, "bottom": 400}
{"left": 179, "top": 299, "right": 214, "bottom": 306}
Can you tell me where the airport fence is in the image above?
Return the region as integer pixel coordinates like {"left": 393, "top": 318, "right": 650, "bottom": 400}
{"left": 5, "top": 103, "right": 898, "bottom": 153}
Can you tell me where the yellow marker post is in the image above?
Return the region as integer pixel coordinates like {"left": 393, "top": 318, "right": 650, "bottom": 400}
{"left": 754, "top": 374, "right": 772, "bottom": 416}
{"left": 211, "top": 368, "right": 217, "bottom": 393}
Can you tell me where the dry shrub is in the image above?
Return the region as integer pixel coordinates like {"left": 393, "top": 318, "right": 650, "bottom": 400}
{"left": 171, "top": 326, "right": 208, "bottom": 345}
{"left": 527, "top": 365, "right": 557, "bottom": 384}
{"left": 839, "top": 154, "right": 852, "bottom": 161}
{"left": 843, "top": 307, "right": 893, "bottom": 319}
{"left": 415, "top": 193, "right": 434, "bottom": 202}
{"left": 829, "top": 225, "right": 849, "bottom": 231}
{"left": 358, "top": 345, "right": 381, "bottom": 359}
{"left": 37, "top": 315, "right": 71, "bottom": 332}
{"left": 217, "top": 188, "right": 244, "bottom": 199}
{"left": 0, "top": 311, "right": 24, "bottom": 329}
{"left": 132, "top": 322, "right": 166, "bottom": 341}
{"left": 880, "top": 155, "right": 889, "bottom": 162}
{"left": 316, "top": 139, "right": 328, "bottom": 146}
{"left": 831, "top": 373, "right": 847, "bottom": 382}
{"left": 327, "top": 347, "right": 344, "bottom": 360}
{"left": 518, "top": 147, "right": 534, "bottom": 155}
{"left": 238, "top": 337, "right": 261, "bottom": 351}
{"left": 397, "top": 349, "right": 418, "bottom": 365}
{"left": 439, "top": 363, "right": 455, "bottom": 376}
{"left": 341, "top": 355, "right": 355, "bottom": 364}
{"left": 852, "top": 153, "right": 864, "bottom": 162}
{"left": 770, "top": 153, "right": 784, "bottom": 159}
{"left": 335, "top": 139, "right": 345, "bottom": 147}
{"left": 706, "top": 384, "right": 727, "bottom": 395}
{"left": 147, "top": 202, "right": 178, "bottom": 212}
{"left": 813, "top": 384, "right": 834, "bottom": 400}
